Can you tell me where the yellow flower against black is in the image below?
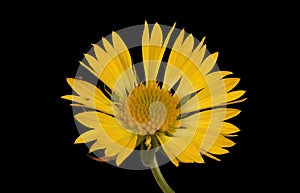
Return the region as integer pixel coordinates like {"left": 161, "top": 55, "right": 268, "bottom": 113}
{"left": 62, "top": 21, "right": 246, "bottom": 192}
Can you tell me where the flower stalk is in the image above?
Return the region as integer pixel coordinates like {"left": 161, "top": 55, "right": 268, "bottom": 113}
{"left": 150, "top": 154, "right": 175, "bottom": 193}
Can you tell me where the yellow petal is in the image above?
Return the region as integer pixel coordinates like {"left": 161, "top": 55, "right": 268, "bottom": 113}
{"left": 225, "top": 98, "right": 247, "bottom": 105}
{"left": 207, "top": 146, "right": 229, "bottom": 155}
{"left": 101, "top": 134, "right": 137, "bottom": 166}
{"left": 195, "top": 90, "right": 245, "bottom": 111}
{"left": 166, "top": 61, "right": 204, "bottom": 93}
{"left": 102, "top": 37, "right": 115, "bottom": 57}
{"left": 91, "top": 34, "right": 135, "bottom": 99}
{"left": 142, "top": 21, "right": 150, "bottom": 40}
{"left": 190, "top": 44, "right": 206, "bottom": 66}
{"left": 180, "top": 34, "right": 194, "bottom": 56}
{"left": 74, "top": 130, "right": 100, "bottom": 144}
{"left": 115, "top": 135, "right": 137, "bottom": 166}
{"left": 76, "top": 111, "right": 137, "bottom": 166}
{"left": 181, "top": 108, "right": 226, "bottom": 127}
{"left": 66, "top": 78, "right": 112, "bottom": 114}
{"left": 156, "top": 127, "right": 200, "bottom": 165}
{"left": 162, "top": 22, "right": 176, "bottom": 49}
{"left": 142, "top": 22, "right": 175, "bottom": 81}
{"left": 164, "top": 33, "right": 219, "bottom": 113}
{"left": 176, "top": 153, "right": 193, "bottom": 163}
{"left": 180, "top": 108, "right": 238, "bottom": 154}
{"left": 142, "top": 21, "right": 150, "bottom": 61}
{"left": 171, "top": 158, "right": 179, "bottom": 166}
{"left": 79, "top": 61, "right": 99, "bottom": 78}
{"left": 224, "top": 108, "right": 241, "bottom": 120}
{"left": 61, "top": 94, "right": 114, "bottom": 115}
{"left": 88, "top": 127, "right": 116, "bottom": 153}
{"left": 75, "top": 111, "right": 133, "bottom": 142}
{"left": 179, "top": 92, "right": 200, "bottom": 114}
{"left": 220, "top": 122, "right": 240, "bottom": 135}
{"left": 150, "top": 22, "right": 163, "bottom": 46}
{"left": 196, "top": 36, "right": 206, "bottom": 51}
{"left": 202, "top": 76, "right": 239, "bottom": 97}
{"left": 179, "top": 70, "right": 239, "bottom": 113}
{"left": 224, "top": 78, "right": 240, "bottom": 92}
{"left": 112, "top": 32, "right": 133, "bottom": 76}
{"left": 172, "top": 29, "right": 185, "bottom": 51}
{"left": 180, "top": 108, "right": 239, "bottom": 150}
{"left": 89, "top": 140, "right": 106, "bottom": 153}
{"left": 92, "top": 44, "right": 110, "bottom": 70}
{"left": 105, "top": 145, "right": 120, "bottom": 157}
{"left": 92, "top": 112, "right": 137, "bottom": 166}
{"left": 177, "top": 143, "right": 204, "bottom": 163}
{"left": 214, "top": 135, "right": 235, "bottom": 147}
{"left": 200, "top": 52, "right": 219, "bottom": 75}
{"left": 156, "top": 133, "right": 180, "bottom": 166}
{"left": 226, "top": 90, "right": 246, "bottom": 103}
{"left": 112, "top": 32, "right": 131, "bottom": 62}
{"left": 205, "top": 71, "right": 233, "bottom": 82}
{"left": 74, "top": 111, "right": 102, "bottom": 129}
{"left": 220, "top": 71, "right": 233, "bottom": 77}
{"left": 84, "top": 54, "right": 102, "bottom": 74}
{"left": 202, "top": 152, "right": 221, "bottom": 161}
{"left": 61, "top": 95, "right": 88, "bottom": 105}
{"left": 197, "top": 108, "right": 241, "bottom": 122}
{"left": 167, "top": 30, "right": 193, "bottom": 76}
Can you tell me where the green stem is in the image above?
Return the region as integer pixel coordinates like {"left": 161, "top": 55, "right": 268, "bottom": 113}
{"left": 150, "top": 155, "right": 175, "bottom": 193}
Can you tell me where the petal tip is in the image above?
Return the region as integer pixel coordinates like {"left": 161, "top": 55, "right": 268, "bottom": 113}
{"left": 66, "top": 78, "right": 74, "bottom": 85}
{"left": 74, "top": 136, "right": 83, "bottom": 144}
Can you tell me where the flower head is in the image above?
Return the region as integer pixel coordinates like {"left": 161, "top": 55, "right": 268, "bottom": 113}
{"left": 62, "top": 21, "right": 246, "bottom": 168}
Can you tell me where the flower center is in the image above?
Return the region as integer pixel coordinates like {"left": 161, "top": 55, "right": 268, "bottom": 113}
{"left": 121, "top": 81, "right": 180, "bottom": 135}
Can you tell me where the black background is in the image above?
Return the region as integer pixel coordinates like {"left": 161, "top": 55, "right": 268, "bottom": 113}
{"left": 6, "top": 2, "right": 294, "bottom": 192}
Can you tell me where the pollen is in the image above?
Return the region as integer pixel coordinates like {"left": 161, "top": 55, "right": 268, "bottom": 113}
{"left": 121, "top": 81, "right": 180, "bottom": 135}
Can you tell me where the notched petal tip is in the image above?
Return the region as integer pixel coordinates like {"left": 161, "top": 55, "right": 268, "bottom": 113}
{"left": 112, "top": 31, "right": 117, "bottom": 36}
{"left": 88, "top": 148, "right": 94, "bottom": 154}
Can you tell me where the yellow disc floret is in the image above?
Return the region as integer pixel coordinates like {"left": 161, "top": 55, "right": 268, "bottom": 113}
{"left": 121, "top": 81, "right": 180, "bottom": 136}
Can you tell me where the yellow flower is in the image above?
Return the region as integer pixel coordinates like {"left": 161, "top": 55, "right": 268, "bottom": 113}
{"left": 61, "top": 21, "right": 246, "bottom": 168}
